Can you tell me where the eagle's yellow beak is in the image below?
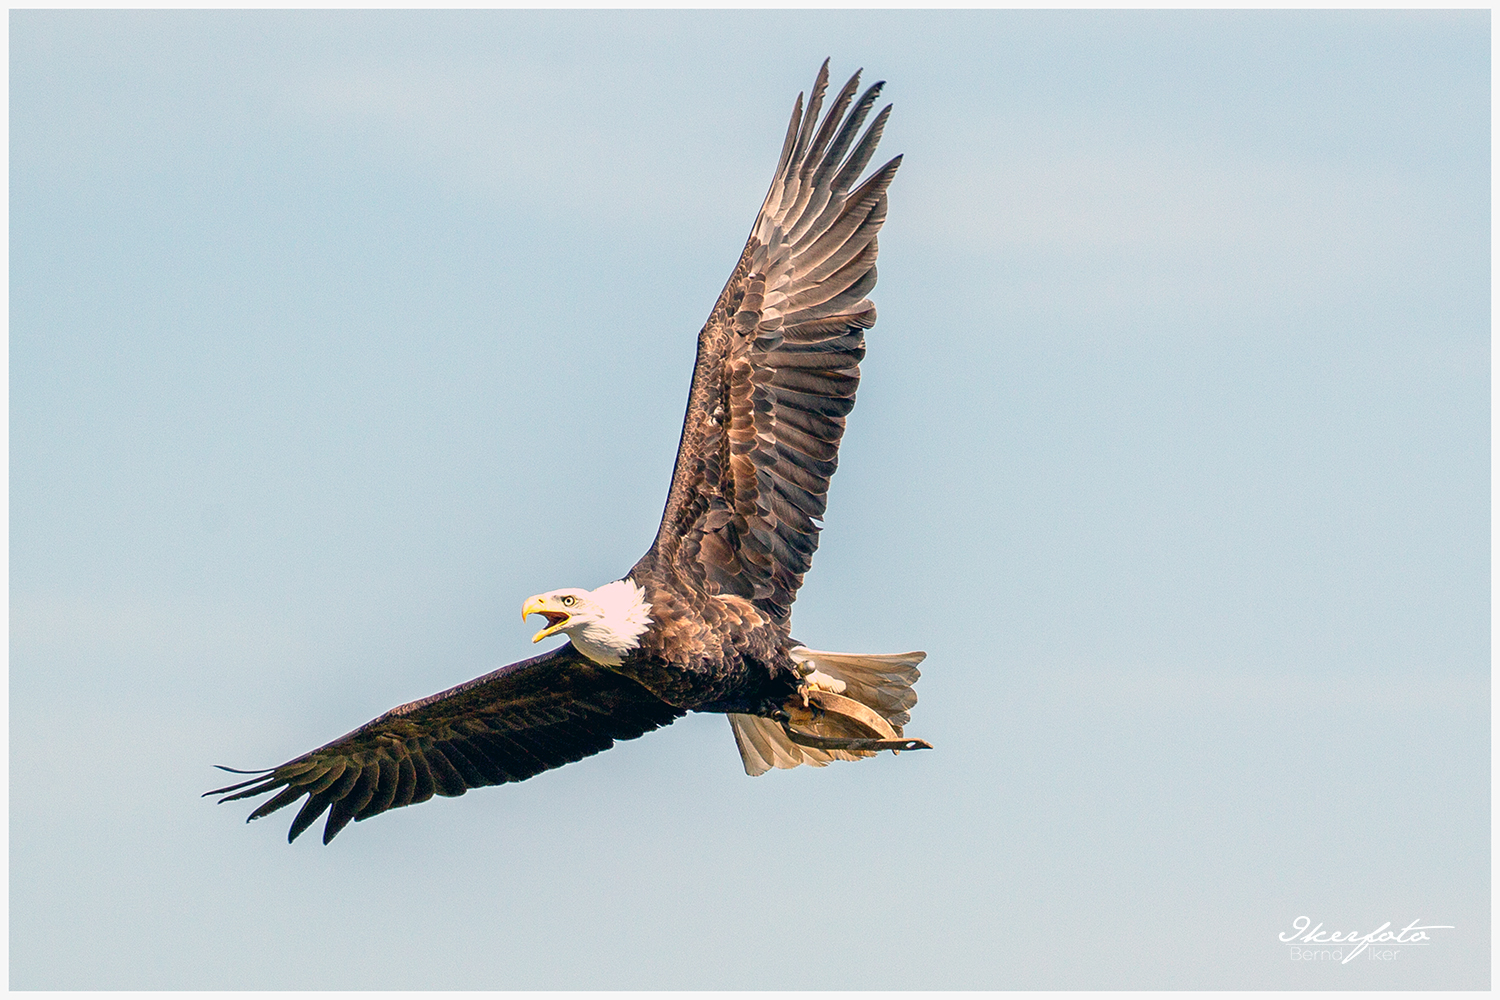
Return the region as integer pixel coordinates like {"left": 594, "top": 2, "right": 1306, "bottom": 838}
{"left": 522, "top": 596, "right": 571, "bottom": 643}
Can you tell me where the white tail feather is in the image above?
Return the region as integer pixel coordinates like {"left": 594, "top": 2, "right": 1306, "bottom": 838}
{"left": 788, "top": 646, "right": 925, "bottom": 729}
{"left": 729, "top": 714, "right": 864, "bottom": 776}
{"left": 728, "top": 646, "right": 926, "bottom": 776}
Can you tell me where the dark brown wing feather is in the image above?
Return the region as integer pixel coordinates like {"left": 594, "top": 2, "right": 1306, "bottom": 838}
{"left": 206, "top": 644, "right": 685, "bottom": 843}
{"left": 641, "top": 60, "right": 900, "bottom": 623}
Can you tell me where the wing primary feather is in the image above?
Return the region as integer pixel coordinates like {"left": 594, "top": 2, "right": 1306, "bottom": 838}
{"left": 763, "top": 91, "right": 805, "bottom": 222}
{"left": 299, "top": 760, "right": 348, "bottom": 797}
{"left": 356, "top": 754, "right": 400, "bottom": 820}
{"left": 215, "top": 776, "right": 289, "bottom": 804}
{"left": 246, "top": 784, "right": 306, "bottom": 821}
{"left": 818, "top": 82, "right": 884, "bottom": 187}
{"left": 325, "top": 761, "right": 363, "bottom": 801}
{"left": 322, "top": 801, "right": 358, "bottom": 844}
{"left": 786, "top": 80, "right": 883, "bottom": 246}
{"left": 210, "top": 764, "right": 274, "bottom": 777}
{"left": 205, "top": 765, "right": 295, "bottom": 798}
{"left": 782, "top": 73, "right": 865, "bottom": 243}
{"left": 798, "top": 167, "right": 896, "bottom": 273}
{"left": 788, "top": 60, "right": 831, "bottom": 180}
{"left": 203, "top": 776, "right": 263, "bottom": 798}
{"left": 829, "top": 104, "right": 894, "bottom": 198}
{"left": 803, "top": 70, "right": 861, "bottom": 174}
{"left": 340, "top": 764, "right": 380, "bottom": 819}
{"left": 287, "top": 791, "right": 334, "bottom": 843}
{"left": 321, "top": 767, "right": 375, "bottom": 843}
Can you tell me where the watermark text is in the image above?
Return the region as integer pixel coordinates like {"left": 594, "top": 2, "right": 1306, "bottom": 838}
{"left": 1279, "top": 915, "right": 1453, "bottom": 964}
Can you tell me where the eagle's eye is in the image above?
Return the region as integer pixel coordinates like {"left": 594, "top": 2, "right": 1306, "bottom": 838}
{"left": 561, "top": 595, "right": 576, "bottom": 607}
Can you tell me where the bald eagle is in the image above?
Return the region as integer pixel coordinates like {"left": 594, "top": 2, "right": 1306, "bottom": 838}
{"left": 209, "top": 60, "right": 929, "bottom": 844}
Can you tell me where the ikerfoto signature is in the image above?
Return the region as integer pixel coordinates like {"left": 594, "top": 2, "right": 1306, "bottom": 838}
{"left": 1280, "top": 915, "right": 1455, "bottom": 964}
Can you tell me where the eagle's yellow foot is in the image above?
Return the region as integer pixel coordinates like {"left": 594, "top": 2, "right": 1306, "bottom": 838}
{"left": 795, "top": 668, "right": 847, "bottom": 707}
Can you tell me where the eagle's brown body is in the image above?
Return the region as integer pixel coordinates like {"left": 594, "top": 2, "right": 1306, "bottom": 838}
{"left": 209, "top": 61, "right": 924, "bottom": 844}
{"left": 617, "top": 580, "right": 794, "bottom": 714}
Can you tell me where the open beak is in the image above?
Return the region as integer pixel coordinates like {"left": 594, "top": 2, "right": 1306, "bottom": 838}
{"left": 522, "top": 596, "right": 571, "bottom": 643}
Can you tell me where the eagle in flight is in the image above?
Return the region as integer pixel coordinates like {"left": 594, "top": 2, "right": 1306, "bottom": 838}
{"left": 209, "top": 61, "right": 929, "bottom": 844}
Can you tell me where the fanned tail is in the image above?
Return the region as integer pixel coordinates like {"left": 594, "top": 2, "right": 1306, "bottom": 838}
{"left": 728, "top": 646, "right": 926, "bottom": 776}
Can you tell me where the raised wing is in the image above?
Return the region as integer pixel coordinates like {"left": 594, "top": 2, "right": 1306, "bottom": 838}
{"left": 641, "top": 61, "right": 900, "bottom": 623}
{"left": 206, "top": 644, "right": 685, "bottom": 844}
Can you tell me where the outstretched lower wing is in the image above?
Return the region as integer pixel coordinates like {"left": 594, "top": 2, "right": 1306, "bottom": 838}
{"left": 641, "top": 60, "right": 900, "bottom": 624}
{"left": 206, "top": 644, "right": 684, "bottom": 844}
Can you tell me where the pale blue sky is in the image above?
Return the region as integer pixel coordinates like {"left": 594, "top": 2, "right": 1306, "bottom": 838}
{"left": 10, "top": 10, "right": 1489, "bottom": 989}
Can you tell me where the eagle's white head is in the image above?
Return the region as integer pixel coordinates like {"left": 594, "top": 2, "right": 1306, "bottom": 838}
{"left": 520, "top": 578, "right": 653, "bottom": 667}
